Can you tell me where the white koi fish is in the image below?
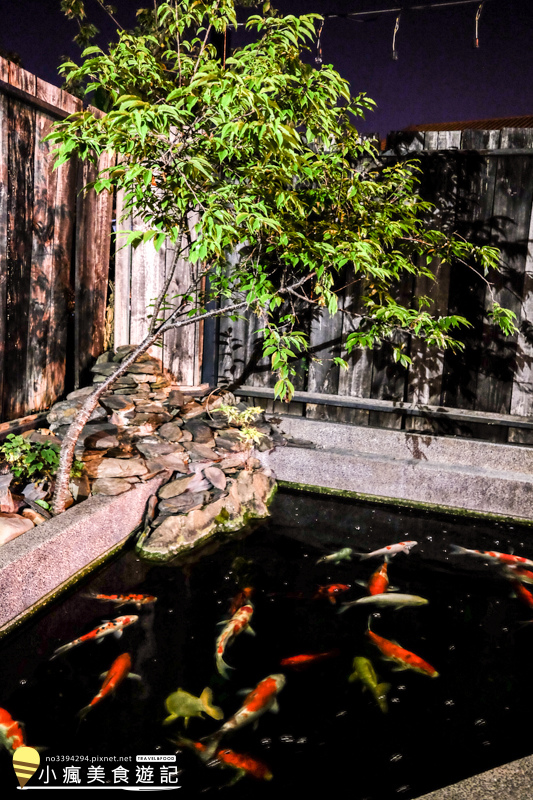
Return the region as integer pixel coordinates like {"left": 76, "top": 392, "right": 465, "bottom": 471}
{"left": 200, "top": 674, "right": 285, "bottom": 761}
{"left": 339, "top": 593, "right": 428, "bottom": 613}
{"left": 215, "top": 603, "right": 255, "bottom": 679}
{"left": 50, "top": 615, "right": 138, "bottom": 659}
{"left": 356, "top": 541, "right": 418, "bottom": 560}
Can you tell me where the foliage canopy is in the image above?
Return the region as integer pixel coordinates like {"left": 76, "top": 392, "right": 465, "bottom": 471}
{"left": 51, "top": 0, "right": 515, "bottom": 401}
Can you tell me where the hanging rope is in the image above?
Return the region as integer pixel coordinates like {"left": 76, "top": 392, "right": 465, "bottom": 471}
{"left": 315, "top": 18, "right": 325, "bottom": 65}
{"left": 392, "top": 12, "right": 401, "bottom": 60}
{"left": 474, "top": 1, "right": 485, "bottom": 48}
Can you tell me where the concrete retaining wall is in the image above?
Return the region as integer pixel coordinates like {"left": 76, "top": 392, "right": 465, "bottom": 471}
{"left": 0, "top": 474, "right": 167, "bottom": 635}
{"left": 260, "top": 417, "right": 533, "bottom": 522}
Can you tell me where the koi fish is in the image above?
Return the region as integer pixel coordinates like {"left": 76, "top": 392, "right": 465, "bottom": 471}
{"left": 163, "top": 687, "right": 223, "bottom": 727}
{"left": 509, "top": 580, "right": 533, "bottom": 611}
{"left": 367, "top": 561, "right": 389, "bottom": 595}
{"left": 280, "top": 650, "right": 340, "bottom": 670}
{"left": 505, "top": 566, "right": 533, "bottom": 585}
{"left": 200, "top": 674, "right": 286, "bottom": 760}
{"left": 215, "top": 604, "right": 255, "bottom": 679}
{"left": 348, "top": 656, "right": 391, "bottom": 713}
{"left": 91, "top": 593, "right": 157, "bottom": 609}
{"left": 449, "top": 544, "right": 533, "bottom": 569}
{"left": 78, "top": 653, "right": 141, "bottom": 720}
{"left": 50, "top": 615, "right": 138, "bottom": 659}
{"left": 316, "top": 547, "right": 353, "bottom": 565}
{"left": 0, "top": 708, "right": 25, "bottom": 754}
{"left": 339, "top": 593, "right": 428, "bottom": 613}
{"left": 356, "top": 541, "right": 418, "bottom": 560}
{"left": 367, "top": 625, "right": 438, "bottom": 678}
{"left": 229, "top": 587, "right": 254, "bottom": 616}
{"left": 314, "top": 584, "right": 351, "bottom": 604}
{"left": 171, "top": 737, "right": 273, "bottom": 781}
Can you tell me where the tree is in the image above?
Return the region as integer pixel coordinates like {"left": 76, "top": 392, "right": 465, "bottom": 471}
{"left": 47, "top": 0, "right": 515, "bottom": 514}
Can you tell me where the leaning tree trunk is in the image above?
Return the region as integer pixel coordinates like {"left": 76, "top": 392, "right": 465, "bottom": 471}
{"left": 51, "top": 299, "right": 249, "bottom": 515}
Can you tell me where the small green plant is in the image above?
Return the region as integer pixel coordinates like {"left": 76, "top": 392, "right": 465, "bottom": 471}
{"left": 217, "top": 405, "right": 264, "bottom": 457}
{"left": 0, "top": 434, "right": 84, "bottom": 482}
{"left": 218, "top": 405, "right": 263, "bottom": 427}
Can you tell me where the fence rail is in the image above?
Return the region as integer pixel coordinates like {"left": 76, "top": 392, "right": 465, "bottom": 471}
{"left": 0, "top": 57, "right": 114, "bottom": 424}
{"left": 216, "top": 127, "right": 533, "bottom": 444}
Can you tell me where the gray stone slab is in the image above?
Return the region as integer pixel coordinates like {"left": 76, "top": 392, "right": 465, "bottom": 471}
{"left": 259, "top": 417, "right": 533, "bottom": 522}
{"left": 412, "top": 754, "right": 533, "bottom": 800}
{"left": 0, "top": 474, "right": 167, "bottom": 632}
{"left": 273, "top": 416, "right": 533, "bottom": 475}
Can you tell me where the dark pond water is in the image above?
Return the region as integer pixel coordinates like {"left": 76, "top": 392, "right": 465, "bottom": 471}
{"left": 2, "top": 487, "right": 533, "bottom": 797}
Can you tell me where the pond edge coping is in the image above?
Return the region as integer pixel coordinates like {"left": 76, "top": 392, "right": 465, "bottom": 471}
{"left": 0, "top": 473, "right": 168, "bottom": 639}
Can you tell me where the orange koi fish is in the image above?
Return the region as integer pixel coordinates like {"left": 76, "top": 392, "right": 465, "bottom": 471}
{"left": 314, "top": 584, "right": 351, "bottom": 605}
{"left": 367, "top": 562, "right": 389, "bottom": 595}
{"left": 51, "top": 615, "right": 138, "bottom": 659}
{"left": 367, "top": 625, "right": 439, "bottom": 678}
{"left": 78, "top": 653, "right": 141, "bottom": 720}
{"left": 280, "top": 650, "right": 341, "bottom": 670}
{"left": 91, "top": 593, "right": 157, "bottom": 609}
{"left": 0, "top": 708, "right": 25, "bottom": 754}
{"left": 201, "top": 674, "right": 286, "bottom": 760}
{"left": 172, "top": 737, "right": 273, "bottom": 781}
{"left": 450, "top": 545, "right": 533, "bottom": 569}
{"left": 215, "top": 604, "right": 255, "bottom": 679}
{"left": 229, "top": 587, "right": 254, "bottom": 616}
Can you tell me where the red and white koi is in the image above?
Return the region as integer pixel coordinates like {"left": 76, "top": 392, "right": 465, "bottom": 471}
{"left": 50, "top": 615, "right": 138, "bottom": 659}
{"left": 172, "top": 737, "right": 273, "bottom": 781}
{"left": 91, "top": 593, "right": 157, "bottom": 609}
{"left": 356, "top": 541, "right": 417, "bottom": 560}
{"left": 229, "top": 587, "right": 254, "bottom": 616}
{"left": 450, "top": 544, "right": 533, "bottom": 569}
{"left": 215, "top": 603, "right": 255, "bottom": 679}
{"left": 509, "top": 580, "right": 533, "bottom": 611}
{"left": 367, "top": 625, "right": 438, "bottom": 678}
{"left": 505, "top": 566, "right": 533, "bottom": 585}
{"left": 201, "top": 674, "right": 286, "bottom": 760}
{"left": 78, "top": 653, "right": 141, "bottom": 720}
{"left": 314, "top": 584, "right": 351, "bottom": 605}
{"left": 0, "top": 707, "right": 25, "bottom": 754}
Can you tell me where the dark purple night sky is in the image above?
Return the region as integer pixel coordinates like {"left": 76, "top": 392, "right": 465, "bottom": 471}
{"left": 2, "top": 0, "right": 533, "bottom": 137}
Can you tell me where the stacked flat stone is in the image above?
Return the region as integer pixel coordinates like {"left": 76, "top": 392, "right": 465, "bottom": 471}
{"left": 40, "top": 345, "right": 285, "bottom": 558}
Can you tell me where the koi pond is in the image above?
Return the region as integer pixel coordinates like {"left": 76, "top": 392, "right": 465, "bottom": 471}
{"left": 2, "top": 487, "right": 533, "bottom": 797}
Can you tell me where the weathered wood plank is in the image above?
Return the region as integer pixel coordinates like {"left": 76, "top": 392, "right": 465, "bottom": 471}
{"left": 475, "top": 133, "right": 533, "bottom": 440}
{"left": 49, "top": 119, "right": 78, "bottom": 403}
{"left": 233, "top": 385, "right": 533, "bottom": 430}
{"left": 74, "top": 151, "right": 114, "bottom": 387}
{"left": 441, "top": 131, "right": 499, "bottom": 439}
{"left": 335, "top": 273, "right": 373, "bottom": 426}
{"left": 128, "top": 214, "right": 164, "bottom": 358}
{"left": 113, "top": 189, "right": 132, "bottom": 349}
{"left": 164, "top": 212, "right": 201, "bottom": 384}
{"left": 306, "top": 304, "right": 343, "bottom": 421}
{"left": 508, "top": 191, "right": 533, "bottom": 444}
{"left": 25, "top": 106, "right": 59, "bottom": 412}
{"left": 0, "top": 60, "right": 9, "bottom": 421}
{"left": 460, "top": 129, "right": 500, "bottom": 151}
{"left": 406, "top": 142, "right": 459, "bottom": 432}
{"left": 3, "top": 92, "right": 35, "bottom": 420}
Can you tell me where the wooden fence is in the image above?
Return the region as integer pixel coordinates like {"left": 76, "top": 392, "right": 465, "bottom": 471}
{"left": 114, "top": 207, "right": 203, "bottom": 386}
{"left": 215, "top": 128, "right": 533, "bottom": 444}
{"left": 0, "top": 57, "right": 114, "bottom": 424}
